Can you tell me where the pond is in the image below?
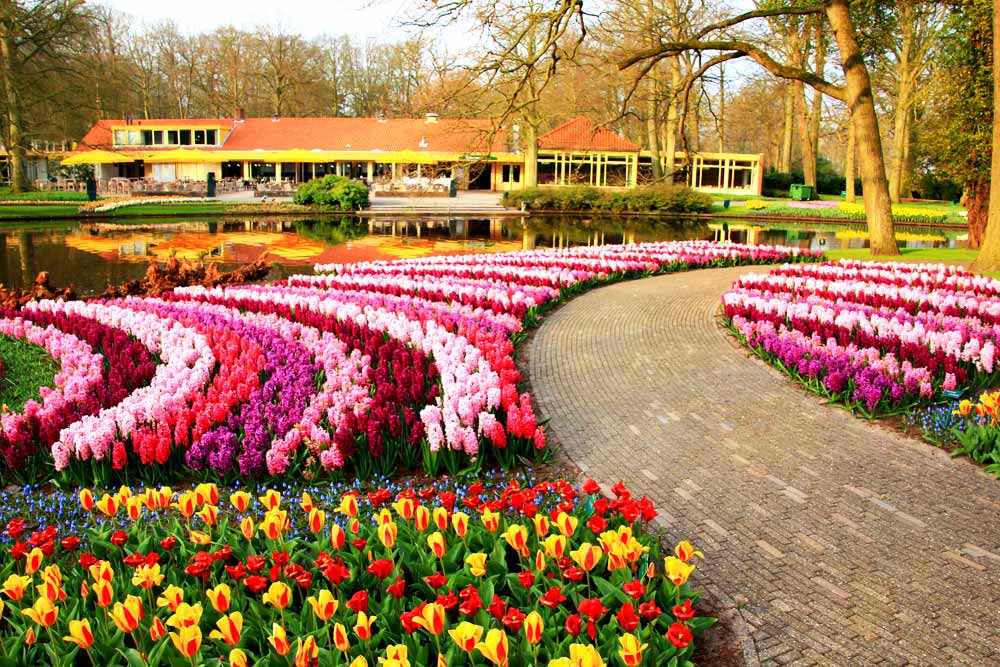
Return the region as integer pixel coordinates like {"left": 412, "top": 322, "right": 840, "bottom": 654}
{"left": 0, "top": 215, "right": 966, "bottom": 295}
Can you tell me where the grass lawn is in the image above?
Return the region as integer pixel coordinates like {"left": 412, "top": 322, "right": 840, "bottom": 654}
{"left": 107, "top": 202, "right": 230, "bottom": 216}
{"left": 824, "top": 247, "right": 980, "bottom": 263}
{"left": 0, "top": 204, "right": 80, "bottom": 220}
{"left": 0, "top": 187, "right": 88, "bottom": 202}
{"left": 0, "top": 334, "right": 58, "bottom": 413}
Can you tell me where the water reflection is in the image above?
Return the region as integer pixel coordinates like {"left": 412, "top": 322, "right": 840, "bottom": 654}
{"left": 0, "top": 215, "right": 966, "bottom": 296}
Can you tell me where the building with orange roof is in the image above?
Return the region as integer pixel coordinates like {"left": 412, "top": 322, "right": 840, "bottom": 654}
{"left": 66, "top": 112, "right": 762, "bottom": 195}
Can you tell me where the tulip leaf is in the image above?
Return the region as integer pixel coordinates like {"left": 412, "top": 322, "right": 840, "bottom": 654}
{"left": 688, "top": 616, "right": 718, "bottom": 634}
{"left": 116, "top": 647, "right": 147, "bottom": 667}
{"left": 591, "top": 574, "right": 630, "bottom": 605}
{"left": 147, "top": 636, "right": 171, "bottom": 666}
{"left": 0, "top": 657, "right": 17, "bottom": 667}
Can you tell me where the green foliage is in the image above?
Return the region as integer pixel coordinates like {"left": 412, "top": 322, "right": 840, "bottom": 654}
{"left": 0, "top": 335, "right": 58, "bottom": 413}
{"left": 293, "top": 175, "right": 370, "bottom": 210}
{"left": 763, "top": 158, "right": 862, "bottom": 198}
{"left": 294, "top": 217, "right": 368, "bottom": 244}
{"left": 0, "top": 188, "right": 88, "bottom": 202}
{"left": 503, "top": 185, "right": 713, "bottom": 214}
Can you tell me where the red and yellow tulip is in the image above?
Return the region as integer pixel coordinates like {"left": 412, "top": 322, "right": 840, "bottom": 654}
{"left": 448, "top": 621, "right": 484, "bottom": 653}
{"left": 476, "top": 628, "right": 509, "bottom": 667}
{"left": 306, "top": 589, "right": 338, "bottom": 621}
{"left": 62, "top": 618, "right": 93, "bottom": 650}
{"left": 209, "top": 611, "right": 243, "bottom": 646}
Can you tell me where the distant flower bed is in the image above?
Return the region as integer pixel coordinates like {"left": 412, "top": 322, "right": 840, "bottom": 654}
{"left": 734, "top": 201, "right": 951, "bottom": 223}
{"left": 503, "top": 186, "right": 713, "bottom": 214}
{"left": 80, "top": 197, "right": 216, "bottom": 213}
{"left": 722, "top": 260, "right": 1000, "bottom": 417}
{"left": 0, "top": 477, "right": 715, "bottom": 667}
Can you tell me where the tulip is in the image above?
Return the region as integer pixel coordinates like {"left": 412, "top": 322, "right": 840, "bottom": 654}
{"left": 95, "top": 493, "right": 117, "bottom": 516}
{"left": 308, "top": 508, "right": 325, "bottom": 533}
{"left": 555, "top": 643, "right": 606, "bottom": 667}
{"left": 156, "top": 486, "right": 174, "bottom": 509}
{"left": 294, "top": 635, "right": 319, "bottom": 667}
{"left": 37, "top": 565, "right": 65, "bottom": 602}
{"left": 427, "top": 531, "right": 447, "bottom": 559}
{"left": 414, "top": 505, "right": 430, "bottom": 531}
{"left": 330, "top": 523, "right": 346, "bottom": 549}
{"left": 173, "top": 491, "right": 197, "bottom": 518}
{"left": 570, "top": 543, "right": 603, "bottom": 572}
{"left": 476, "top": 628, "right": 509, "bottom": 667}
{"left": 229, "top": 648, "right": 249, "bottom": 667}
{"left": 262, "top": 581, "right": 291, "bottom": 610}
{"left": 501, "top": 525, "right": 529, "bottom": 557}
{"left": 349, "top": 658, "right": 368, "bottom": 667}
{"left": 532, "top": 514, "right": 550, "bottom": 538}
{"left": 132, "top": 563, "right": 164, "bottom": 589}
{"left": 150, "top": 617, "right": 167, "bottom": 641}
{"left": 24, "top": 628, "right": 35, "bottom": 646}
{"left": 377, "top": 522, "right": 397, "bottom": 549}
{"left": 197, "top": 504, "right": 219, "bottom": 527}
{"left": 452, "top": 511, "right": 470, "bottom": 537}
{"left": 674, "top": 540, "right": 704, "bottom": 563}
{"left": 79, "top": 488, "right": 94, "bottom": 511}
{"left": 449, "top": 621, "right": 484, "bottom": 653}
{"left": 543, "top": 534, "right": 567, "bottom": 559}
{"left": 25, "top": 547, "right": 43, "bottom": 575}
{"left": 92, "top": 579, "right": 114, "bottom": 608}
{"left": 110, "top": 595, "right": 144, "bottom": 633}
{"left": 207, "top": 583, "right": 231, "bottom": 613}
{"left": 354, "top": 611, "right": 376, "bottom": 640}
{"left": 269, "top": 623, "right": 291, "bottom": 656}
{"left": 189, "top": 530, "right": 212, "bottom": 546}
{"left": 62, "top": 618, "right": 94, "bottom": 650}
{"left": 89, "top": 560, "right": 114, "bottom": 582}
{"left": 300, "top": 491, "right": 315, "bottom": 513}
{"left": 306, "top": 589, "right": 338, "bottom": 621}
{"left": 535, "top": 550, "right": 547, "bottom": 572}
{"left": 333, "top": 622, "right": 351, "bottom": 651}
{"left": 480, "top": 508, "right": 499, "bottom": 532}
{"left": 125, "top": 497, "right": 143, "bottom": 521}
{"left": 663, "top": 557, "right": 695, "bottom": 587}
{"left": 230, "top": 491, "right": 251, "bottom": 513}
{"left": 376, "top": 508, "right": 393, "bottom": 526}
{"left": 466, "top": 552, "right": 487, "bottom": 577}
{"left": 515, "top": 610, "right": 541, "bottom": 645}
{"left": 433, "top": 506, "right": 449, "bottom": 531}
{"left": 349, "top": 518, "right": 360, "bottom": 534}
{"left": 618, "top": 633, "right": 648, "bottom": 666}
{"left": 157, "top": 584, "right": 184, "bottom": 611}
{"left": 195, "top": 482, "right": 219, "bottom": 506}
{"left": 209, "top": 612, "right": 243, "bottom": 647}
{"left": 393, "top": 497, "right": 415, "bottom": 520}
{"left": 1, "top": 574, "right": 30, "bottom": 600}
{"left": 413, "top": 602, "right": 446, "bottom": 635}
{"left": 666, "top": 622, "right": 692, "bottom": 649}
{"left": 260, "top": 509, "right": 288, "bottom": 540}
{"left": 554, "top": 512, "right": 579, "bottom": 538}
{"left": 240, "top": 517, "right": 255, "bottom": 540}
{"left": 259, "top": 489, "right": 281, "bottom": 510}
{"left": 169, "top": 625, "right": 203, "bottom": 659}
{"left": 337, "top": 493, "right": 358, "bottom": 517}
{"left": 166, "top": 602, "right": 202, "bottom": 629}
{"left": 22, "top": 596, "right": 58, "bottom": 628}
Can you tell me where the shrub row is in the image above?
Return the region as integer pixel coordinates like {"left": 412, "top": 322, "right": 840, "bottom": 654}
{"left": 293, "top": 175, "right": 370, "bottom": 211}
{"left": 503, "top": 186, "right": 713, "bottom": 214}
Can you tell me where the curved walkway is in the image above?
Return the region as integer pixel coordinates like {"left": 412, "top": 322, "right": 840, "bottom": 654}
{"left": 529, "top": 266, "right": 1000, "bottom": 667}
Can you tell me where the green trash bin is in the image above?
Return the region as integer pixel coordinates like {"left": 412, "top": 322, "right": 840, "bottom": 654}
{"left": 790, "top": 183, "right": 813, "bottom": 201}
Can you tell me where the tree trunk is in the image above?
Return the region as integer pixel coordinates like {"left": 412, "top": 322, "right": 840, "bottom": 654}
{"left": 522, "top": 122, "right": 539, "bottom": 188}
{"left": 795, "top": 80, "right": 817, "bottom": 188}
{"left": 970, "top": 0, "right": 1000, "bottom": 271}
{"left": 646, "top": 83, "right": 662, "bottom": 181}
{"left": 808, "top": 17, "right": 825, "bottom": 186}
{"left": 780, "top": 82, "right": 794, "bottom": 172}
{"left": 888, "top": 59, "right": 913, "bottom": 202}
{"left": 827, "top": 0, "right": 897, "bottom": 255}
{"left": 0, "top": 4, "right": 29, "bottom": 193}
{"left": 965, "top": 178, "right": 989, "bottom": 250}
{"left": 663, "top": 59, "right": 680, "bottom": 178}
{"left": 718, "top": 63, "right": 725, "bottom": 152}
{"left": 845, "top": 115, "right": 856, "bottom": 203}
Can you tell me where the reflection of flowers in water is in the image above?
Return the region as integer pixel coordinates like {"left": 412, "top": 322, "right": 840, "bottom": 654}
{"left": 834, "top": 229, "right": 947, "bottom": 243}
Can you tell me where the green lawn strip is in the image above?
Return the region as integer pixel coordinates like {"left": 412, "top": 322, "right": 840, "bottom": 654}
{"left": 0, "top": 334, "right": 59, "bottom": 413}
{"left": 0, "top": 188, "right": 89, "bottom": 202}
{"left": 0, "top": 204, "right": 80, "bottom": 220}
{"left": 106, "top": 203, "right": 231, "bottom": 216}
{"left": 824, "top": 247, "right": 980, "bottom": 264}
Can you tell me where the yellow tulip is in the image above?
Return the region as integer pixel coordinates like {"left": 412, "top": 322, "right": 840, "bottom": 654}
{"left": 240, "top": 517, "right": 255, "bottom": 540}
{"left": 262, "top": 581, "right": 292, "bottom": 610}
{"left": 230, "top": 490, "right": 251, "bottom": 513}
{"left": 674, "top": 540, "right": 704, "bottom": 563}
{"left": 451, "top": 511, "right": 469, "bottom": 537}
{"left": 79, "top": 488, "right": 94, "bottom": 511}
{"left": 294, "top": 635, "right": 319, "bottom": 667}
{"left": 337, "top": 493, "right": 358, "bottom": 517}
{"left": 663, "top": 556, "right": 695, "bottom": 587}
{"left": 427, "top": 531, "right": 447, "bottom": 558}
{"left": 62, "top": 618, "right": 94, "bottom": 649}
{"left": 618, "top": 633, "right": 649, "bottom": 667}
{"left": 229, "top": 648, "right": 249, "bottom": 667}
{"left": 524, "top": 610, "right": 543, "bottom": 645}
{"left": 354, "top": 611, "right": 377, "bottom": 640}
{"left": 22, "top": 596, "right": 58, "bottom": 628}
{"left": 476, "top": 628, "right": 509, "bottom": 667}
{"left": 306, "top": 589, "right": 338, "bottom": 621}
{"left": 132, "top": 563, "right": 164, "bottom": 589}
{"left": 377, "top": 521, "right": 397, "bottom": 549}
{"left": 570, "top": 543, "right": 603, "bottom": 572}
{"left": 169, "top": 625, "right": 202, "bottom": 659}
{"left": 109, "top": 595, "right": 143, "bottom": 633}
{"left": 269, "top": 623, "right": 290, "bottom": 656}
{"left": 333, "top": 622, "right": 351, "bottom": 651}
{"left": 157, "top": 584, "right": 184, "bottom": 611}
{"left": 165, "top": 602, "right": 203, "bottom": 629}
{"left": 206, "top": 583, "right": 231, "bottom": 613}
{"left": 308, "top": 508, "right": 326, "bottom": 533}
{"left": 449, "top": 621, "right": 484, "bottom": 653}
{"left": 0, "top": 574, "right": 29, "bottom": 600}
{"left": 195, "top": 482, "right": 219, "bottom": 506}
{"left": 466, "top": 552, "right": 487, "bottom": 577}
{"left": 259, "top": 489, "right": 281, "bottom": 510}
{"left": 197, "top": 504, "right": 219, "bottom": 527}
{"left": 208, "top": 611, "right": 243, "bottom": 647}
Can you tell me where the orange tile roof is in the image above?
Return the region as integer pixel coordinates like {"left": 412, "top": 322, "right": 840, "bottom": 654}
{"left": 77, "top": 119, "right": 235, "bottom": 151}
{"left": 538, "top": 117, "right": 639, "bottom": 152}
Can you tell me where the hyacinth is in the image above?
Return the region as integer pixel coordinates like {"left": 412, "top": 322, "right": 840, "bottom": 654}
{"left": 2, "top": 241, "right": 815, "bottom": 482}
{"left": 722, "top": 259, "right": 1000, "bottom": 415}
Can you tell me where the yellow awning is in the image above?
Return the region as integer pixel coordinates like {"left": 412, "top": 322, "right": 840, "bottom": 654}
{"left": 61, "top": 150, "right": 136, "bottom": 165}
{"left": 144, "top": 148, "right": 219, "bottom": 164}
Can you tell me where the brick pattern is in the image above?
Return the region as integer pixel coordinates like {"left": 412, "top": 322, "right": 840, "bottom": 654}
{"left": 528, "top": 267, "right": 1000, "bottom": 667}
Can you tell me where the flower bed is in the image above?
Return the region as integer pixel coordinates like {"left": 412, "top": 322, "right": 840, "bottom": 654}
{"left": 950, "top": 392, "right": 1000, "bottom": 477}
{"left": 722, "top": 259, "right": 1000, "bottom": 416}
{"left": 0, "top": 478, "right": 714, "bottom": 667}
{"left": 3, "top": 241, "right": 817, "bottom": 485}
{"left": 80, "top": 197, "right": 216, "bottom": 214}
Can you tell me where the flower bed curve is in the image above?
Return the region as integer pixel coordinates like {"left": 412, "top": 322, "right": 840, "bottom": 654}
{"left": 722, "top": 259, "right": 1000, "bottom": 417}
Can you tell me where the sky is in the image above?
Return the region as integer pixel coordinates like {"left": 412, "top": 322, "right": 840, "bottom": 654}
{"left": 98, "top": 0, "right": 420, "bottom": 41}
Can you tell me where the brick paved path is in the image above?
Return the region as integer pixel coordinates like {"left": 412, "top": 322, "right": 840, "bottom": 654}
{"left": 529, "top": 266, "right": 1000, "bottom": 667}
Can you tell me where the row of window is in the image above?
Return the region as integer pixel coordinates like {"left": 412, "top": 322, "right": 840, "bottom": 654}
{"left": 113, "top": 128, "right": 220, "bottom": 147}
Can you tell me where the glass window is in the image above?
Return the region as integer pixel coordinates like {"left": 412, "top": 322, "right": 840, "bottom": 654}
{"left": 141, "top": 130, "right": 153, "bottom": 145}
{"left": 127, "top": 130, "right": 140, "bottom": 145}
{"left": 113, "top": 130, "right": 126, "bottom": 145}
{"left": 153, "top": 130, "right": 163, "bottom": 145}
{"left": 194, "top": 130, "right": 205, "bottom": 145}
{"left": 179, "top": 130, "right": 191, "bottom": 145}
{"left": 167, "top": 130, "right": 179, "bottom": 145}
{"left": 206, "top": 129, "right": 217, "bottom": 145}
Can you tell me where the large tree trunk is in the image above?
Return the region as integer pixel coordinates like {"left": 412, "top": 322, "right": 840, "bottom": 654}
{"left": 808, "top": 17, "right": 825, "bottom": 185}
{"left": 645, "top": 83, "right": 662, "bottom": 181}
{"left": 845, "top": 115, "right": 856, "bottom": 203}
{"left": 795, "top": 80, "right": 817, "bottom": 188}
{"left": 0, "top": 4, "right": 29, "bottom": 193}
{"left": 970, "top": 0, "right": 1000, "bottom": 271}
{"left": 965, "top": 178, "right": 989, "bottom": 250}
{"left": 662, "top": 59, "right": 680, "bottom": 178}
{"left": 522, "top": 122, "right": 539, "bottom": 188}
{"left": 827, "top": 0, "right": 897, "bottom": 255}
{"left": 780, "top": 82, "right": 794, "bottom": 172}
{"left": 888, "top": 23, "right": 914, "bottom": 203}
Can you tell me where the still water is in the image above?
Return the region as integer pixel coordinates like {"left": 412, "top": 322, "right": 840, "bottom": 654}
{"left": 0, "top": 215, "right": 965, "bottom": 295}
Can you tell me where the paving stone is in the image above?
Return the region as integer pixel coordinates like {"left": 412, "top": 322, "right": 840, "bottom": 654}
{"left": 527, "top": 266, "right": 1000, "bottom": 666}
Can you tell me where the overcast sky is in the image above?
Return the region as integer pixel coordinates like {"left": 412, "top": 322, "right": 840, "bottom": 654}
{"left": 98, "top": 0, "right": 419, "bottom": 41}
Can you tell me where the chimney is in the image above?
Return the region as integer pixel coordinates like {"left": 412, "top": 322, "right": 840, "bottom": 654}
{"left": 235, "top": 107, "right": 245, "bottom": 122}
{"left": 425, "top": 112, "right": 438, "bottom": 124}
{"left": 272, "top": 113, "right": 280, "bottom": 122}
